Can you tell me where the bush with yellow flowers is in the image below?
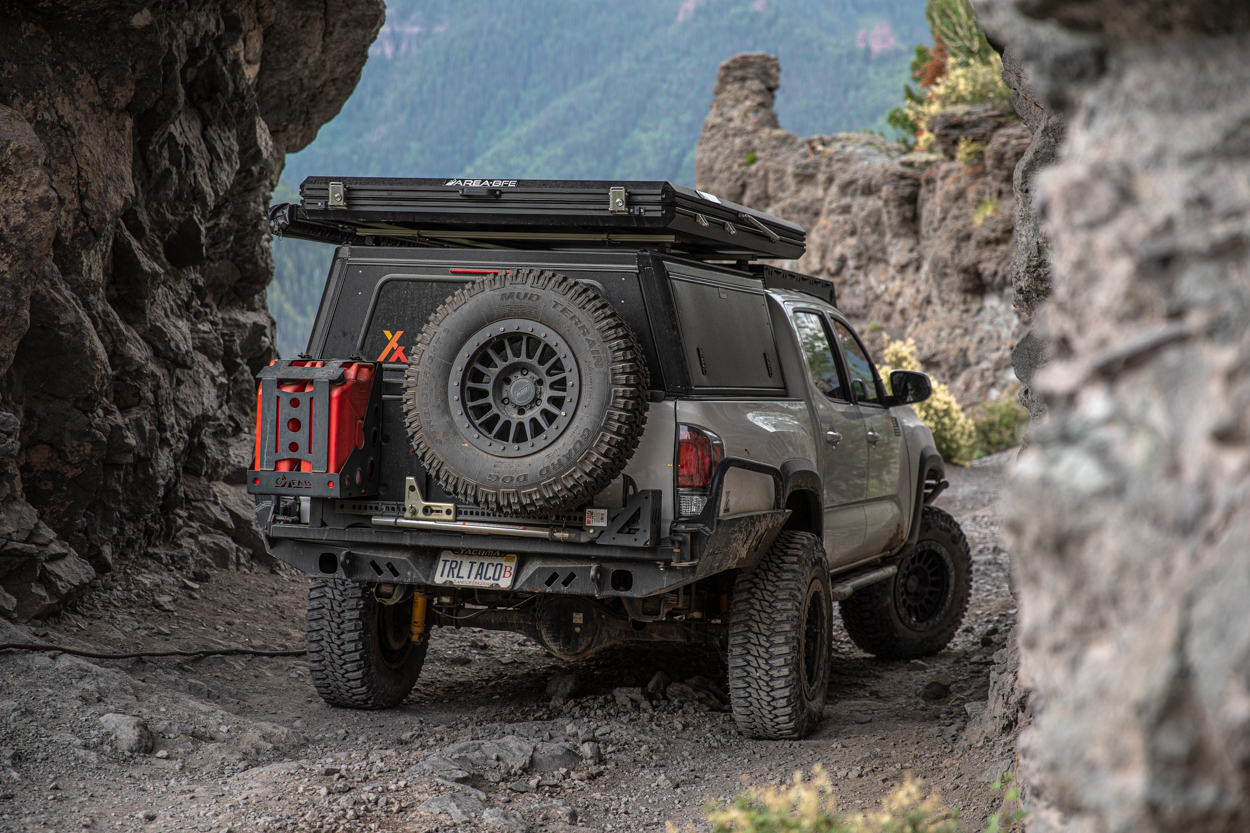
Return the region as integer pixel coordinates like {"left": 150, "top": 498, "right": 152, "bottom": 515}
{"left": 880, "top": 337, "right": 975, "bottom": 465}
{"left": 688, "top": 767, "right": 1023, "bottom": 833}
{"left": 886, "top": 0, "right": 1014, "bottom": 152}
{"left": 699, "top": 770, "right": 959, "bottom": 833}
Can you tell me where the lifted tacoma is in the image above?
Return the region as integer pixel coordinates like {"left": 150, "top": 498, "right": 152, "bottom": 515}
{"left": 255, "top": 178, "right": 969, "bottom": 739}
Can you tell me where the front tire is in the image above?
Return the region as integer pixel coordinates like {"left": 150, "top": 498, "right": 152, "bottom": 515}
{"left": 306, "top": 579, "right": 428, "bottom": 708}
{"left": 728, "top": 531, "right": 832, "bottom": 739}
{"left": 840, "top": 506, "right": 971, "bottom": 660}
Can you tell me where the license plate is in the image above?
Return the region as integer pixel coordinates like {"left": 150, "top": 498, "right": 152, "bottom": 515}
{"left": 434, "top": 551, "right": 518, "bottom": 589}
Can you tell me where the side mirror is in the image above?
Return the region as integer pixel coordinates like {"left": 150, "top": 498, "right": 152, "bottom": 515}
{"left": 886, "top": 369, "right": 932, "bottom": 407}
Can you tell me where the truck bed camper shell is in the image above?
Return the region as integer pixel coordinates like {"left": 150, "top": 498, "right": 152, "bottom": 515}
{"left": 268, "top": 177, "right": 805, "bottom": 261}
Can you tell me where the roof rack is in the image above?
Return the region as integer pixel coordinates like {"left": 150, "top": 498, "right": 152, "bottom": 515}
{"left": 268, "top": 177, "right": 805, "bottom": 261}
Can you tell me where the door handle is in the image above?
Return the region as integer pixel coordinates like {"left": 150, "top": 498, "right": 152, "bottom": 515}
{"left": 866, "top": 430, "right": 881, "bottom": 445}
{"left": 825, "top": 430, "right": 842, "bottom": 447}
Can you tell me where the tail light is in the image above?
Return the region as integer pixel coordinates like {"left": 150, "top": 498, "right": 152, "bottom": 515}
{"left": 676, "top": 425, "right": 723, "bottom": 518}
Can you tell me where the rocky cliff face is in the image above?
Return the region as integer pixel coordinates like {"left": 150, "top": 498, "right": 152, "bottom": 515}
{"left": 695, "top": 53, "right": 1029, "bottom": 406}
{"left": 0, "top": 0, "right": 384, "bottom": 621}
{"left": 998, "top": 48, "right": 1063, "bottom": 420}
{"left": 972, "top": 0, "right": 1250, "bottom": 829}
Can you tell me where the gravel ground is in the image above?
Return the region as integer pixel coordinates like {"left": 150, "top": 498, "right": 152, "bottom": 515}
{"left": 0, "top": 453, "right": 1016, "bottom": 833}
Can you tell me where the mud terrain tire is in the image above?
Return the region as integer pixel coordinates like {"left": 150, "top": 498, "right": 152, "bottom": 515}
{"left": 840, "top": 505, "right": 971, "bottom": 660}
{"left": 404, "top": 269, "right": 648, "bottom": 516}
{"left": 728, "top": 531, "right": 832, "bottom": 739}
{"left": 306, "top": 579, "right": 428, "bottom": 709}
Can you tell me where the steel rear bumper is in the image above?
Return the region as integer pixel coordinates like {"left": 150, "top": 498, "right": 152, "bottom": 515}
{"left": 265, "top": 500, "right": 789, "bottom": 598}
{"left": 267, "top": 522, "right": 696, "bottom": 598}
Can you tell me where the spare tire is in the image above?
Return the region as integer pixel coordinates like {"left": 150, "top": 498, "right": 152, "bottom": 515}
{"left": 403, "top": 268, "right": 648, "bottom": 516}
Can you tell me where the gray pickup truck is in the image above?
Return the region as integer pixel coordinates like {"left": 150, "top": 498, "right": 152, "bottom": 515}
{"left": 255, "top": 178, "right": 969, "bottom": 740}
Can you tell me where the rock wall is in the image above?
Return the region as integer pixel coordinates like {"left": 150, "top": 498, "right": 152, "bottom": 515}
{"left": 971, "top": 0, "right": 1250, "bottom": 830}
{"left": 998, "top": 48, "right": 1063, "bottom": 420}
{"left": 0, "top": 0, "right": 384, "bottom": 621}
{"left": 695, "top": 53, "right": 1029, "bottom": 406}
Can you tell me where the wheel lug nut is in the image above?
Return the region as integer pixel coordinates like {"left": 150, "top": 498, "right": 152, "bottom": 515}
{"left": 521, "top": 369, "right": 528, "bottom": 375}
{"left": 502, "top": 399, "right": 510, "bottom": 405}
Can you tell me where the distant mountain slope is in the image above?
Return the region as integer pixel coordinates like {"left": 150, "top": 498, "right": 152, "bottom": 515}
{"left": 270, "top": 0, "right": 926, "bottom": 356}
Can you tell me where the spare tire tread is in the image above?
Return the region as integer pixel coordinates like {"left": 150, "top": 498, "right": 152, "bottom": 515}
{"left": 404, "top": 269, "right": 648, "bottom": 516}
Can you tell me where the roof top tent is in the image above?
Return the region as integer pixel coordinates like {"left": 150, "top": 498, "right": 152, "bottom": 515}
{"left": 268, "top": 177, "right": 806, "bottom": 261}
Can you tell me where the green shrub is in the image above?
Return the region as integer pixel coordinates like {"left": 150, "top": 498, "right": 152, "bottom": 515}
{"left": 886, "top": 0, "right": 1013, "bottom": 150}
{"left": 970, "top": 395, "right": 1029, "bottom": 458}
{"left": 746, "top": 152, "right": 758, "bottom": 165}
{"left": 955, "top": 138, "right": 985, "bottom": 168}
{"left": 700, "top": 770, "right": 961, "bottom": 833}
{"left": 925, "top": 0, "right": 995, "bottom": 65}
{"left": 881, "top": 337, "right": 975, "bottom": 466}
{"left": 695, "top": 768, "right": 1024, "bottom": 833}
{"left": 972, "top": 197, "right": 997, "bottom": 227}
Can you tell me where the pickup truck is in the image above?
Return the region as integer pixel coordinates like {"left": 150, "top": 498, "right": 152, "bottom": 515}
{"left": 255, "top": 178, "right": 970, "bottom": 740}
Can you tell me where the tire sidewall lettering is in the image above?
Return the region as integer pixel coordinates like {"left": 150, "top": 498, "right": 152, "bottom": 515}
{"left": 402, "top": 269, "right": 645, "bottom": 512}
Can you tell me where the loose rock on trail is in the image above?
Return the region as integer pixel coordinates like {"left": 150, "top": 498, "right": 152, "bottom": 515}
{"left": 0, "top": 455, "right": 1016, "bottom": 833}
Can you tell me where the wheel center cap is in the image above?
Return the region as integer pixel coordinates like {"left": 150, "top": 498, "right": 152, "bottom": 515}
{"left": 509, "top": 377, "right": 536, "bottom": 406}
{"left": 906, "top": 574, "right": 921, "bottom": 594}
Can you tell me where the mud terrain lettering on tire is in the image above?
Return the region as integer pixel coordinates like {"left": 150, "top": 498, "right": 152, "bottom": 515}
{"left": 553, "top": 302, "right": 604, "bottom": 368}
{"left": 404, "top": 268, "right": 647, "bottom": 515}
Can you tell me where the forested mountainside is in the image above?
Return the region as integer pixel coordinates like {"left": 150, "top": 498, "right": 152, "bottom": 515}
{"left": 269, "top": 0, "right": 927, "bottom": 357}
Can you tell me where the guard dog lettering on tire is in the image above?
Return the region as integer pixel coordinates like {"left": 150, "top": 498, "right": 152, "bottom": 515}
{"left": 403, "top": 268, "right": 648, "bottom": 516}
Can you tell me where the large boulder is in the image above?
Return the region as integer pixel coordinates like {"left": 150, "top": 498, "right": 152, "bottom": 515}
{"left": 0, "top": 0, "right": 384, "bottom": 618}
{"left": 695, "top": 53, "right": 1027, "bottom": 406}
{"left": 973, "top": 0, "right": 1250, "bottom": 829}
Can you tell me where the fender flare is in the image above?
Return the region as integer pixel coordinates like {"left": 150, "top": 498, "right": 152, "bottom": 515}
{"left": 780, "top": 458, "right": 823, "bottom": 540}
{"left": 907, "top": 448, "right": 946, "bottom": 547}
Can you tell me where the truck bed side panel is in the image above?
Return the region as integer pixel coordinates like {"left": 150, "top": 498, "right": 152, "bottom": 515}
{"left": 674, "top": 398, "right": 815, "bottom": 503}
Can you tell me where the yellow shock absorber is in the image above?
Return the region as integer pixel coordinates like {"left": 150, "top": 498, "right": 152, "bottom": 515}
{"left": 411, "top": 595, "right": 428, "bottom": 642}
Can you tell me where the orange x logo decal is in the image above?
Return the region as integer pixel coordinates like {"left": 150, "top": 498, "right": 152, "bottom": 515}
{"left": 378, "top": 330, "right": 407, "bottom": 363}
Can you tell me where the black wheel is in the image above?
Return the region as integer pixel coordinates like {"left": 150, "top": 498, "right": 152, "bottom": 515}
{"left": 840, "top": 505, "right": 971, "bottom": 660}
{"left": 306, "top": 579, "right": 428, "bottom": 708}
{"left": 727, "top": 531, "right": 832, "bottom": 739}
{"left": 404, "top": 269, "right": 648, "bottom": 516}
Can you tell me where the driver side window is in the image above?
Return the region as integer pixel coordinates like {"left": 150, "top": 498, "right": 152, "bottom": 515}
{"left": 830, "top": 320, "right": 882, "bottom": 406}
{"left": 794, "top": 311, "right": 849, "bottom": 401}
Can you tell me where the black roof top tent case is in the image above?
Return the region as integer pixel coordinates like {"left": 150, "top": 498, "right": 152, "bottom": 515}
{"left": 269, "top": 177, "right": 805, "bottom": 261}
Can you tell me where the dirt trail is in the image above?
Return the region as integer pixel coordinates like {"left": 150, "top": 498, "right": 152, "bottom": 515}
{"left": 0, "top": 455, "right": 1016, "bottom": 833}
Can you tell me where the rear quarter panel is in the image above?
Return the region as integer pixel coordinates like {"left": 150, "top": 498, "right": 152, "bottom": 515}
{"left": 674, "top": 399, "right": 815, "bottom": 517}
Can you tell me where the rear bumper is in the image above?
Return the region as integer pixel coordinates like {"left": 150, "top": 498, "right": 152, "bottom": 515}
{"left": 266, "top": 507, "right": 789, "bottom": 600}
{"left": 267, "top": 522, "right": 695, "bottom": 598}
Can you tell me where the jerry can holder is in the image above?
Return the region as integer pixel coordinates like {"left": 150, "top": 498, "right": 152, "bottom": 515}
{"left": 248, "top": 359, "right": 382, "bottom": 498}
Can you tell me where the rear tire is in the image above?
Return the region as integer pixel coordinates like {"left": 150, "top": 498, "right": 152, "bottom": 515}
{"left": 727, "top": 531, "right": 831, "bottom": 739}
{"left": 840, "top": 506, "right": 971, "bottom": 660}
{"left": 306, "top": 579, "right": 428, "bottom": 708}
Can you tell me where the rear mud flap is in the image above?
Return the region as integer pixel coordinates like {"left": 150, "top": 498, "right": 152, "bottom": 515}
{"left": 692, "top": 509, "right": 790, "bottom": 580}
